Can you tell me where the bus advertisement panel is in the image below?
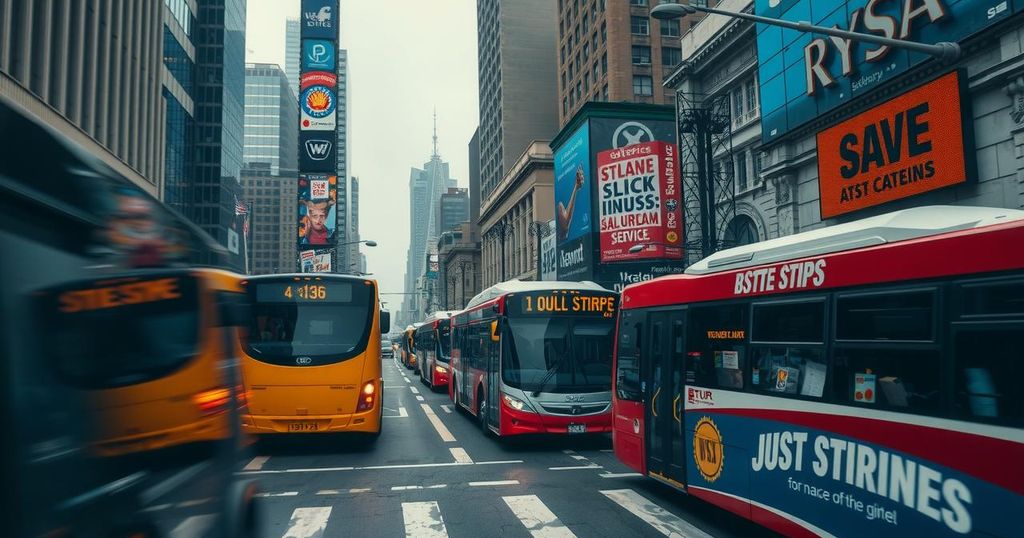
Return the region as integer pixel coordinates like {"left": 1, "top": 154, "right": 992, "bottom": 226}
{"left": 241, "top": 274, "right": 384, "bottom": 435}
{"left": 597, "top": 141, "right": 682, "bottom": 262}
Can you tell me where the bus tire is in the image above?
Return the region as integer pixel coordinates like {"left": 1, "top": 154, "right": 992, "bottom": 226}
{"left": 477, "top": 388, "right": 490, "bottom": 437}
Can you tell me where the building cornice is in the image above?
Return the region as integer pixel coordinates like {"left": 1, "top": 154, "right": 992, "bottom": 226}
{"left": 479, "top": 140, "right": 553, "bottom": 223}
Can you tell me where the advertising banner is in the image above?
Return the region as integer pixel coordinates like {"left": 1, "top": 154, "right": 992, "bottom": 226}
{"left": 302, "top": 39, "right": 335, "bottom": 71}
{"left": 540, "top": 220, "right": 557, "bottom": 281}
{"left": 300, "top": 84, "right": 336, "bottom": 131}
{"left": 816, "top": 71, "right": 970, "bottom": 219}
{"left": 755, "top": 0, "right": 1019, "bottom": 144}
{"left": 299, "top": 249, "right": 333, "bottom": 273}
{"left": 588, "top": 117, "right": 677, "bottom": 154}
{"left": 595, "top": 261, "right": 684, "bottom": 293}
{"left": 300, "top": 0, "right": 338, "bottom": 40}
{"left": 299, "top": 131, "right": 335, "bottom": 172}
{"left": 597, "top": 141, "right": 682, "bottom": 262}
{"left": 300, "top": 249, "right": 315, "bottom": 272}
{"left": 297, "top": 174, "right": 337, "bottom": 247}
{"left": 554, "top": 122, "right": 592, "bottom": 245}
{"left": 427, "top": 253, "right": 439, "bottom": 279}
{"left": 300, "top": 71, "right": 337, "bottom": 90}
{"left": 556, "top": 235, "right": 592, "bottom": 281}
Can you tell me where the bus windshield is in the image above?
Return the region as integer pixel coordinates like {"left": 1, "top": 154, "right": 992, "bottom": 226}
{"left": 244, "top": 279, "right": 373, "bottom": 366}
{"left": 503, "top": 317, "right": 614, "bottom": 393}
{"left": 44, "top": 275, "right": 201, "bottom": 389}
{"left": 437, "top": 322, "right": 452, "bottom": 363}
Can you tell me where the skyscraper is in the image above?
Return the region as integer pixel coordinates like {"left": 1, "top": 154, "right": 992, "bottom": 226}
{"left": 0, "top": 0, "right": 166, "bottom": 193}
{"left": 163, "top": 1, "right": 199, "bottom": 214}
{"left": 285, "top": 17, "right": 301, "bottom": 96}
{"left": 193, "top": 0, "right": 247, "bottom": 270}
{"left": 347, "top": 175, "right": 360, "bottom": 272}
{"left": 476, "top": 0, "right": 558, "bottom": 199}
{"left": 439, "top": 188, "right": 469, "bottom": 235}
{"left": 336, "top": 49, "right": 350, "bottom": 270}
{"left": 243, "top": 63, "right": 298, "bottom": 174}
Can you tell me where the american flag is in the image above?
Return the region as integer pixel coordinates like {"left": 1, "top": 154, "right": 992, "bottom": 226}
{"left": 234, "top": 196, "right": 248, "bottom": 216}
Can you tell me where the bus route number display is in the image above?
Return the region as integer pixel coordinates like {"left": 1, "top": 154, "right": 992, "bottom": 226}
{"left": 255, "top": 281, "right": 353, "bottom": 303}
{"left": 515, "top": 292, "right": 616, "bottom": 317}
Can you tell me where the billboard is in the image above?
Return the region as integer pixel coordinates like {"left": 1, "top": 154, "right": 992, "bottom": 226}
{"left": 300, "top": 71, "right": 337, "bottom": 89}
{"left": 299, "top": 131, "right": 335, "bottom": 172}
{"left": 300, "top": 249, "right": 333, "bottom": 273}
{"left": 556, "top": 235, "right": 592, "bottom": 281}
{"left": 588, "top": 117, "right": 677, "bottom": 154}
{"left": 554, "top": 122, "right": 592, "bottom": 244}
{"left": 816, "top": 71, "right": 971, "bottom": 219}
{"left": 297, "top": 174, "right": 337, "bottom": 247}
{"left": 755, "top": 0, "right": 1019, "bottom": 144}
{"left": 540, "top": 220, "right": 557, "bottom": 281}
{"left": 300, "top": 0, "right": 338, "bottom": 39}
{"left": 595, "top": 261, "right": 685, "bottom": 293}
{"left": 300, "top": 84, "right": 336, "bottom": 131}
{"left": 302, "top": 39, "right": 335, "bottom": 71}
{"left": 597, "top": 141, "right": 683, "bottom": 262}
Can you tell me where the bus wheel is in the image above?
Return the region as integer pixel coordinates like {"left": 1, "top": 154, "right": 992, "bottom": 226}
{"left": 477, "top": 388, "right": 490, "bottom": 437}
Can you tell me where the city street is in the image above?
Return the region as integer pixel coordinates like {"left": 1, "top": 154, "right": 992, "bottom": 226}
{"left": 239, "top": 357, "right": 776, "bottom": 537}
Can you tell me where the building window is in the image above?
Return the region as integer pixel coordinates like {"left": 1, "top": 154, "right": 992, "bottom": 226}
{"left": 592, "top": 32, "right": 598, "bottom": 51}
{"left": 662, "top": 47, "right": 681, "bottom": 66}
{"left": 730, "top": 76, "right": 760, "bottom": 127}
{"left": 592, "top": 64, "right": 598, "bottom": 84}
{"left": 660, "top": 19, "right": 681, "bottom": 37}
{"left": 602, "top": 84, "right": 609, "bottom": 101}
{"left": 631, "top": 16, "right": 649, "bottom": 35}
{"left": 601, "top": 52, "right": 607, "bottom": 74}
{"left": 735, "top": 150, "right": 749, "bottom": 192}
{"left": 630, "top": 0, "right": 648, "bottom": 5}
{"left": 723, "top": 215, "right": 758, "bottom": 247}
{"left": 561, "top": 70, "right": 567, "bottom": 90}
{"left": 632, "top": 75, "right": 653, "bottom": 96}
{"left": 632, "top": 46, "right": 651, "bottom": 65}
{"left": 601, "top": 21, "right": 607, "bottom": 42}
{"left": 583, "top": 43, "right": 590, "bottom": 61}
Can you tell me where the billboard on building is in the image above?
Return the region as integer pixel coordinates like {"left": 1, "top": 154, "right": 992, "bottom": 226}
{"left": 300, "top": 84, "right": 336, "bottom": 131}
{"left": 300, "top": 249, "right": 333, "bottom": 272}
{"left": 302, "top": 39, "right": 335, "bottom": 71}
{"left": 300, "top": 0, "right": 338, "bottom": 40}
{"left": 299, "top": 131, "right": 335, "bottom": 172}
{"left": 816, "top": 71, "right": 971, "bottom": 219}
{"left": 554, "top": 122, "right": 592, "bottom": 244}
{"left": 597, "top": 141, "right": 682, "bottom": 262}
{"left": 755, "top": 0, "right": 1019, "bottom": 144}
{"left": 297, "top": 174, "right": 337, "bottom": 247}
{"left": 556, "top": 235, "right": 592, "bottom": 281}
{"left": 427, "top": 252, "right": 439, "bottom": 279}
{"left": 540, "top": 220, "right": 557, "bottom": 281}
{"left": 588, "top": 117, "right": 677, "bottom": 154}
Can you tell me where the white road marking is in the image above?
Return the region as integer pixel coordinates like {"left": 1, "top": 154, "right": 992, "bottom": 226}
{"left": 254, "top": 491, "right": 299, "bottom": 497}
{"left": 169, "top": 514, "right": 216, "bottom": 538}
{"left": 449, "top": 447, "right": 473, "bottom": 464}
{"left": 548, "top": 465, "right": 602, "bottom": 470}
{"left": 469, "top": 480, "right": 520, "bottom": 487}
{"left": 238, "top": 459, "right": 523, "bottom": 475}
{"left": 570, "top": 455, "right": 587, "bottom": 461}
{"left": 440, "top": 404, "right": 453, "bottom": 414}
{"left": 421, "top": 403, "right": 456, "bottom": 442}
{"left": 176, "top": 498, "right": 211, "bottom": 508}
{"left": 410, "top": 386, "right": 420, "bottom": 394}
{"left": 599, "top": 472, "right": 644, "bottom": 478}
{"left": 474, "top": 460, "right": 523, "bottom": 466}
{"left": 243, "top": 456, "right": 269, "bottom": 471}
{"left": 416, "top": 395, "right": 425, "bottom": 401}
{"left": 316, "top": 489, "right": 341, "bottom": 495}
{"left": 601, "top": 489, "right": 713, "bottom": 538}
{"left": 392, "top": 484, "right": 448, "bottom": 491}
{"left": 402, "top": 501, "right": 449, "bottom": 537}
{"left": 399, "top": 406, "right": 408, "bottom": 417}
{"left": 282, "top": 506, "right": 333, "bottom": 538}
{"left": 503, "top": 495, "right": 577, "bottom": 538}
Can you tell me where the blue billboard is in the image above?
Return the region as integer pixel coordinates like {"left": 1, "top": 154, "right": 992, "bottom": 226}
{"left": 554, "top": 122, "right": 592, "bottom": 245}
{"left": 756, "top": 0, "right": 1019, "bottom": 144}
{"left": 302, "top": 39, "right": 336, "bottom": 71}
{"left": 301, "top": 0, "right": 338, "bottom": 40}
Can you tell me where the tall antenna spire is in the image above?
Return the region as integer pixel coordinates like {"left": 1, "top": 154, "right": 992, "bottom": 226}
{"left": 432, "top": 107, "right": 439, "bottom": 158}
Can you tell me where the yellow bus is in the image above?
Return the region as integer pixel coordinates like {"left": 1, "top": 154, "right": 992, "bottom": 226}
{"left": 43, "top": 268, "right": 248, "bottom": 457}
{"left": 239, "top": 274, "right": 389, "bottom": 436}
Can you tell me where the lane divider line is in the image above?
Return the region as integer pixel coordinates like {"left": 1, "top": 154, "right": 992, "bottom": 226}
{"left": 399, "top": 406, "right": 409, "bottom": 417}
{"left": 410, "top": 386, "right": 420, "bottom": 394}
{"left": 440, "top": 404, "right": 452, "bottom": 414}
{"left": 599, "top": 472, "right": 644, "bottom": 479}
{"left": 570, "top": 455, "right": 588, "bottom": 461}
{"left": 469, "top": 480, "right": 519, "bottom": 487}
{"left": 416, "top": 395, "right": 425, "bottom": 402}
{"left": 420, "top": 403, "right": 457, "bottom": 443}
{"left": 449, "top": 447, "right": 473, "bottom": 464}
{"left": 254, "top": 491, "right": 299, "bottom": 497}
{"left": 237, "top": 459, "right": 524, "bottom": 475}
{"left": 243, "top": 456, "right": 269, "bottom": 471}
{"left": 548, "top": 465, "right": 603, "bottom": 471}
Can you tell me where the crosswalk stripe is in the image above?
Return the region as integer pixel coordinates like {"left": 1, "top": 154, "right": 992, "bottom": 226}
{"left": 600, "top": 489, "right": 713, "bottom": 538}
{"left": 503, "top": 495, "right": 577, "bottom": 537}
{"left": 449, "top": 447, "right": 473, "bottom": 464}
{"left": 282, "top": 506, "right": 332, "bottom": 538}
{"left": 243, "top": 456, "right": 269, "bottom": 471}
{"left": 169, "top": 514, "right": 216, "bottom": 538}
{"left": 402, "top": 500, "right": 449, "bottom": 537}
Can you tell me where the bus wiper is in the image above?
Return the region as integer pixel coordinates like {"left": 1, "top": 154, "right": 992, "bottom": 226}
{"left": 532, "top": 357, "right": 563, "bottom": 397}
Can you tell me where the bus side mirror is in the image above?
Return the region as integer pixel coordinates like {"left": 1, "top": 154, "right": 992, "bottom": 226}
{"left": 216, "top": 292, "right": 250, "bottom": 327}
{"left": 490, "top": 320, "right": 500, "bottom": 342}
{"left": 380, "top": 311, "right": 391, "bottom": 334}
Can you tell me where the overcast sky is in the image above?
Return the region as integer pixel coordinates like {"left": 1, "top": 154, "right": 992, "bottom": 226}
{"left": 246, "top": 0, "right": 479, "bottom": 302}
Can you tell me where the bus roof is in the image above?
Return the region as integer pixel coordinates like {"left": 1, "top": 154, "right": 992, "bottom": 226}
{"left": 421, "top": 311, "right": 458, "bottom": 324}
{"left": 244, "top": 273, "right": 374, "bottom": 283}
{"left": 688, "top": 206, "right": 1024, "bottom": 275}
{"left": 622, "top": 205, "right": 1024, "bottom": 310}
{"left": 465, "top": 279, "right": 610, "bottom": 310}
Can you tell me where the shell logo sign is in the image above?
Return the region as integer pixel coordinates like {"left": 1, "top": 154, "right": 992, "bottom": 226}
{"left": 300, "top": 85, "right": 336, "bottom": 131}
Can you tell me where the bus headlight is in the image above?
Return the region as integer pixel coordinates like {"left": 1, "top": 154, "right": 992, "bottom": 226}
{"left": 502, "top": 393, "right": 533, "bottom": 413}
{"left": 357, "top": 381, "right": 376, "bottom": 412}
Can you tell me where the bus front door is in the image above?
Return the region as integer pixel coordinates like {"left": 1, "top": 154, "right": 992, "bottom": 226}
{"left": 644, "top": 310, "right": 687, "bottom": 488}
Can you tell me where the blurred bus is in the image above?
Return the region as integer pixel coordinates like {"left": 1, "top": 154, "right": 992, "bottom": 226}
{"left": 449, "top": 281, "right": 618, "bottom": 437}
{"left": 400, "top": 324, "right": 419, "bottom": 370}
{"left": 414, "top": 311, "right": 458, "bottom": 390}
{"left": 0, "top": 96, "right": 257, "bottom": 537}
{"left": 239, "top": 274, "right": 389, "bottom": 436}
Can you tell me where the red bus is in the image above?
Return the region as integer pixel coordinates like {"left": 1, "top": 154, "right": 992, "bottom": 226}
{"left": 612, "top": 206, "right": 1024, "bottom": 538}
{"left": 449, "top": 281, "right": 618, "bottom": 437}
{"left": 415, "top": 311, "right": 457, "bottom": 390}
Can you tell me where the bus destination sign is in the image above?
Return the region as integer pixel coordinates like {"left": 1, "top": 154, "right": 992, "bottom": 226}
{"left": 508, "top": 291, "right": 616, "bottom": 318}
{"left": 58, "top": 277, "right": 190, "bottom": 313}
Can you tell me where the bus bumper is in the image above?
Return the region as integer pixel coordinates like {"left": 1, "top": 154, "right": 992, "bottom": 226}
{"left": 241, "top": 409, "right": 381, "bottom": 434}
{"left": 498, "top": 400, "right": 612, "bottom": 436}
{"left": 431, "top": 367, "right": 449, "bottom": 388}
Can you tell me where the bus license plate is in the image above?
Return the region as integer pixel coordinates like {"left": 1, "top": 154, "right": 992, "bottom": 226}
{"left": 568, "top": 424, "right": 587, "bottom": 434}
{"left": 287, "top": 422, "right": 319, "bottom": 432}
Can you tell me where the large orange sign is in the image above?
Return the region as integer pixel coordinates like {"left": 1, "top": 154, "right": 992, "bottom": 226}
{"left": 816, "top": 71, "right": 970, "bottom": 219}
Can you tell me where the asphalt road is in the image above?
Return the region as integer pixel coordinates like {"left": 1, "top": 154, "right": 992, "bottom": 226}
{"left": 239, "top": 357, "right": 779, "bottom": 538}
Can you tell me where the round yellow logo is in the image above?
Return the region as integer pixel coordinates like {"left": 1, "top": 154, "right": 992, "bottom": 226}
{"left": 693, "top": 417, "right": 724, "bottom": 482}
{"left": 666, "top": 231, "right": 679, "bottom": 243}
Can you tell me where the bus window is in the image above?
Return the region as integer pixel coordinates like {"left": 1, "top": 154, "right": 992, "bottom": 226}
{"left": 953, "top": 328, "right": 1023, "bottom": 425}
{"left": 958, "top": 279, "right": 1024, "bottom": 317}
{"left": 751, "top": 347, "right": 826, "bottom": 397}
{"left": 836, "top": 290, "right": 934, "bottom": 341}
{"left": 686, "top": 305, "right": 747, "bottom": 390}
{"left": 832, "top": 349, "right": 940, "bottom": 412}
{"left": 615, "top": 310, "right": 642, "bottom": 401}
{"left": 751, "top": 300, "right": 824, "bottom": 344}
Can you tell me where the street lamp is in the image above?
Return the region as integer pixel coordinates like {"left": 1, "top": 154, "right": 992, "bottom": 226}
{"left": 651, "top": 3, "right": 960, "bottom": 60}
{"left": 338, "top": 239, "right": 377, "bottom": 247}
